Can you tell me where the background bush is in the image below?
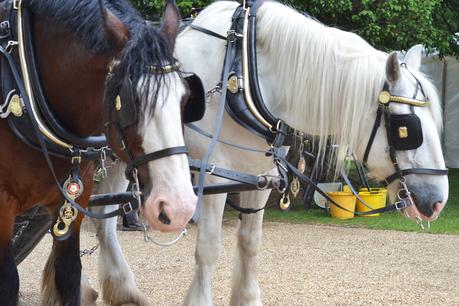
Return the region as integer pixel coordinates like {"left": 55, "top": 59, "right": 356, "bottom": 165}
{"left": 132, "top": 0, "right": 459, "bottom": 58}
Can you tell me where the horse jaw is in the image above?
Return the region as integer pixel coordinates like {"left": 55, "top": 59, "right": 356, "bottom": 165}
{"left": 139, "top": 75, "right": 196, "bottom": 232}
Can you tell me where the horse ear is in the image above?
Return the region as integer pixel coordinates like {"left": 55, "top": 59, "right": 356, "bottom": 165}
{"left": 404, "top": 44, "right": 423, "bottom": 70}
{"left": 386, "top": 52, "right": 400, "bottom": 85}
{"left": 104, "top": 9, "right": 129, "bottom": 53}
{"left": 160, "top": 0, "right": 180, "bottom": 50}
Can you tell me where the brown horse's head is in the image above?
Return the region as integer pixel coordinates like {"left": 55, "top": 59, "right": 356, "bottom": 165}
{"left": 105, "top": 0, "right": 199, "bottom": 232}
{"left": 28, "top": 0, "right": 128, "bottom": 137}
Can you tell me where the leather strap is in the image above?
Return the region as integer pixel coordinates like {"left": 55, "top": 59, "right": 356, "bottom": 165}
{"left": 190, "top": 24, "right": 227, "bottom": 41}
{"left": 188, "top": 158, "right": 264, "bottom": 187}
{"left": 193, "top": 22, "right": 237, "bottom": 222}
{"left": 384, "top": 168, "right": 449, "bottom": 186}
{"left": 125, "top": 146, "right": 188, "bottom": 176}
{"left": 362, "top": 105, "right": 383, "bottom": 166}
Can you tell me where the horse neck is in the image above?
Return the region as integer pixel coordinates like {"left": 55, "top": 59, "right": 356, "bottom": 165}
{"left": 253, "top": 2, "right": 389, "bottom": 168}
{"left": 33, "top": 17, "right": 113, "bottom": 136}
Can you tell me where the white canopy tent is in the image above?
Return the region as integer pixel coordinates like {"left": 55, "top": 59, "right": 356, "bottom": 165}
{"left": 421, "top": 55, "right": 459, "bottom": 168}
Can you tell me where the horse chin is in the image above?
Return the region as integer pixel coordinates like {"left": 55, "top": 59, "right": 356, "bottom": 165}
{"left": 402, "top": 201, "right": 444, "bottom": 222}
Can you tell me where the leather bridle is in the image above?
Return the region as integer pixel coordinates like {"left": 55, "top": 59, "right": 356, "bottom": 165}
{"left": 108, "top": 61, "right": 189, "bottom": 212}
{"left": 363, "top": 73, "right": 448, "bottom": 209}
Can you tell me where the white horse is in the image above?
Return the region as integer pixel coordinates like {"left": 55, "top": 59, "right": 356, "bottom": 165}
{"left": 82, "top": 1, "right": 198, "bottom": 304}
{"left": 91, "top": 1, "right": 448, "bottom": 305}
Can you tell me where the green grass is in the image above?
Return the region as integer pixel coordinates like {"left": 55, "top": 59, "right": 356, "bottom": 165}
{"left": 225, "top": 169, "right": 459, "bottom": 235}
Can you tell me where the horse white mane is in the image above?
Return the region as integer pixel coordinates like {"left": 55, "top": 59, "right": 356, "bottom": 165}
{"left": 195, "top": 1, "right": 442, "bottom": 172}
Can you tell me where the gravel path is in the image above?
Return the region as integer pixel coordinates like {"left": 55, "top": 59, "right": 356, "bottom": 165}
{"left": 18, "top": 219, "right": 459, "bottom": 305}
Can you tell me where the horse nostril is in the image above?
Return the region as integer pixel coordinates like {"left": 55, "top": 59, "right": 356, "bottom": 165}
{"left": 432, "top": 201, "right": 442, "bottom": 212}
{"left": 158, "top": 205, "right": 171, "bottom": 225}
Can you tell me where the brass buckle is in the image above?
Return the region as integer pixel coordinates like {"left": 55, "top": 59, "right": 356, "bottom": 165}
{"left": 71, "top": 155, "right": 82, "bottom": 164}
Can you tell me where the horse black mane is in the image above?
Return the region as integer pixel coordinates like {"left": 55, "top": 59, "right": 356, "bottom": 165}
{"left": 105, "top": 0, "right": 177, "bottom": 115}
{"left": 26, "top": 0, "right": 112, "bottom": 54}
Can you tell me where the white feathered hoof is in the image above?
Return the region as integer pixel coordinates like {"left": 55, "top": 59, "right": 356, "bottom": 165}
{"left": 101, "top": 277, "right": 151, "bottom": 306}
{"left": 81, "top": 273, "right": 99, "bottom": 306}
{"left": 80, "top": 286, "right": 98, "bottom": 306}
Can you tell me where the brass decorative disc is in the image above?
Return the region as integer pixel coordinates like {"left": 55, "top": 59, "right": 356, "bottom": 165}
{"left": 59, "top": 202, "right": 78, "bottom": 222}
{"left": 9, "top": 94, "right": 23, "bottom": 117}
{"left": 290, "top": 177, "right": 300, "bottom": 198}
{"left": 378, "top": 91, "right": 391, "bottom": 104}
{"left": 63, "top": 177, "right": 84, "bottom": 199}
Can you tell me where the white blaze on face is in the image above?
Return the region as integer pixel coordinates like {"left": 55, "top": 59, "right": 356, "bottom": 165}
{"left": 138, "top": 73, "right": 197, "bottom": 232}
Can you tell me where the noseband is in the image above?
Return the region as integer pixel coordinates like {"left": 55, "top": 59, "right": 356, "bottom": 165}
{"left": 363, "top": 71, "right": 448, "bottom": 209}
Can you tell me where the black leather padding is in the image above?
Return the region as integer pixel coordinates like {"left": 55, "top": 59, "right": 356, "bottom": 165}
{"left": 183, "top": 74, "right": 205, "bottom": 123}
{"left": 117, "top": 78, "right": 138, "bottom": 129}
{"left": 390, "top": 113, "right": 423, "bottom": 151}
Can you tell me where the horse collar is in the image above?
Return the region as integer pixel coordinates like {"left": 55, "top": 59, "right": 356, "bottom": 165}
{"left": 0, "top": 0, "right": 108, "bottom": 160}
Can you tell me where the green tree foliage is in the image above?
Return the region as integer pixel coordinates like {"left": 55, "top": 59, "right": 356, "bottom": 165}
{"left": 287, "top": 0, "right": 459, "bottom": 57}
{"left": 132, "top": 0, "right": 459, "bottom": 57}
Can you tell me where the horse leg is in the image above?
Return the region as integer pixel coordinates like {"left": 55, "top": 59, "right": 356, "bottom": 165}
{"left": 230, "top": 188, "right": 272, "bottom": 306}
{"left": 91, "top": 162, "right": 149, "bottom": 306}
{"left": 80, "top": 270, "right": 99, "bottom": 306}
{"left": 184, "top": 193, "right": 227, "bottom": 306}
{"left": 0, "top": 198, "right": 19, "bottom": 306}
{"left": 41, "top": 216, "right": 88, "bottom": 306}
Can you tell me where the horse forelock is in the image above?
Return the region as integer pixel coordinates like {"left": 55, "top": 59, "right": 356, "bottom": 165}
{"left": 27, "top": 0, "right": 126, "bottom": 55}
{"left": 105, "top": 21, "right": 176, "bottom": 120}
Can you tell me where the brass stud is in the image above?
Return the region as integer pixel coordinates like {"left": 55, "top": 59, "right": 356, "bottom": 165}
{"left": 227, "top": 75, "right": 239, "bottom": 94}
{"left": 378, "top": 91, "right": 391, "bottom": 104}
{"left": 115, "top": 96, "right": 122, "bottom": 111}
{"left": 9, "top": 94, "right": 23, "bottom": 117}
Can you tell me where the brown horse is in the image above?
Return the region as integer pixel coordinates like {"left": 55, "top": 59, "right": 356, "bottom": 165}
{"left": 0, "top": 0, "right": 196, "bottom": 305}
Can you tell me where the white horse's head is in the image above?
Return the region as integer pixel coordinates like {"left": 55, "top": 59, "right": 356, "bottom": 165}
{"left": 359, "top": 45, "right": 448, "bottom": 221}
{"left": 106, "top": 0, "right": 197, "bottom": 232}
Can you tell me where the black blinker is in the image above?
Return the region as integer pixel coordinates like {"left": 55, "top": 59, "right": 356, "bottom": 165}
{"left": 116, "top": 78, "right": 138, "bottom": 129}
{"left": 390, "top": 113, "right": 423, "bottom": 150}
{"left": 183, "top": 74, "right": 206, "bottom": 123}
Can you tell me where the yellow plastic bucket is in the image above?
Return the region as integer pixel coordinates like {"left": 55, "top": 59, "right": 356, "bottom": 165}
{"left": 327, "top": 192, "right": 356, "bottom": 219}
{"left": 356, "top": 188, "right": 387, "bottom": 217}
